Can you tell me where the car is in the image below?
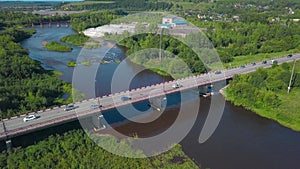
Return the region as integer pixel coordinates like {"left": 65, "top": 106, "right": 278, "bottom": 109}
{"left": 215, "top": 70, "right": 222, "bottom": 74}
{"left": 64, "top": 104, "right": 76, "bottom": 111}
{"left": 271, "top": 59, "right": 277, "bottom": 65}
{"left": 262, "top": 60, "right": 267, "bottom": 64}
{"left": 172, "top": 83, "right": 182, "bottom": 89}
{"left": 90, "top": 103, "right": 102, "bottom": 109}
{"left": 240, "top": 65, "right": 245, "bottom": 69}
{"left": 287, "top": 54, "right": 293, "bottom": 58}
{"left": 251, "top": 62, "right": 256, "bottom": 66}
{"left": 23, "top": 115, "right": 37, "bottom": 122}
{"left": 121, "top": 96, "right": 131, "bottom": 101}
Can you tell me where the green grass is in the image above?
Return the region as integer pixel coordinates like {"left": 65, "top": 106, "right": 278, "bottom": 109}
{"left": 226, "top": 50, "right": 299, "bottom": 68}
{"left": 45, "top": 41, "right": 72, "bottom": 52}
{"left": 52, "top": 70, "right": 63, "bottom": 77}
{"left": 224, "top": 61, "right": 300, "bottom": 132}
{"left": 225, "top": 88, "right": 300, "bottom": 131}
{"left": 207, "top": 49, "right": 300, "bottom": 70}
{"left": 60, "top": 34, "right": 89, "bottom": 46}
{"left": 67, "top": 60, "right": 76, "bottom": 67}
{"left": 149, "top": 68, "right": 170, "bottom": 77}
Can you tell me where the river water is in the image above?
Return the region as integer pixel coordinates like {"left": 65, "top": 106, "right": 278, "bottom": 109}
{"left": 20, "top": 26, "right": 300, "bottom": 169}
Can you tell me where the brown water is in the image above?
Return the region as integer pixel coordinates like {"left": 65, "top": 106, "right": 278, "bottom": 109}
{"left": 101, "top": 95, "right": 300, "bottom": 169}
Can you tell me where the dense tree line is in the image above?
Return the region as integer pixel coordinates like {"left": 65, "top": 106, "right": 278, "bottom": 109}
{"left": 70, "top": 10, "right": 120, "bottom": 32}
{"left": 61, "top": 0, "right": 173, "bottom": 11}
{"left": 0, "top": 11, "right": 70, "bottom": 30}
{"left": 0, "top": 130, "right": 199, "bottom": 169}
{"left": 187, "top": 18, "right": 300, "bottom": 61}
{"left": 119, "top": 33, "right": 207, "bottom": 77}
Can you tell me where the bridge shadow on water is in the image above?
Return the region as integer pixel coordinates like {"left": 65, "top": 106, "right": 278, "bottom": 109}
{"left": 0, "top": 88, "right": 199, "bottom": 151}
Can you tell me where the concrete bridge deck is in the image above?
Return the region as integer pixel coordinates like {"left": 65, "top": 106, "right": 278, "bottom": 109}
{"left": 0, "top": 54, "right": 299, "bottom": 140}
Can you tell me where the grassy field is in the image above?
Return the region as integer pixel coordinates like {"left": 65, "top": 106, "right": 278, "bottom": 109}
{"left": 224, "top": 49, "right": 300, "bottom": 68}
{"left": 207, "top": 48, "right": 300, "bottom": 71}
{"left": 240, "top": 87, "right": 300, "bottom": 132}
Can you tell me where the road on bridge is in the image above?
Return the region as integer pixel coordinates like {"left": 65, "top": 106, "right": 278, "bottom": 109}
{"left": 0, "top": 54, "right": 299, "bottom": 140}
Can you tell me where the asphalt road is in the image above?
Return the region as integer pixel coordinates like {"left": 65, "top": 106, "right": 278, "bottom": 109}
{"left": 0, "top": 53, "right": 299, "bottom": 138}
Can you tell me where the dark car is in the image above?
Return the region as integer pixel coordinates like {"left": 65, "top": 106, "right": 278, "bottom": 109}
{"left": 64, "top": 104, "right": 76, "bottom": 111}
{"left": 287, "top": 54, "right": 293, "bottom": 58}
{"left": 121, "top": 96, "right": 131, "bottom": 101}
{"left": 262, "top": 60, "right": 267, "bottom": 64}
{"left": 90, "top": 103, "right": 102, "bottom": 109}
{"left": 240, "top": 65, "right": 246, "bottom": 69}
{"left": 215, "top": 70, "right": 222, "bottom": 74}
{"left": 251, "top": 62, "right": 256, "bottom": 66}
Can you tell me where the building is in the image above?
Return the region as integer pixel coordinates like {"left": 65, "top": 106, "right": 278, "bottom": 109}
{"left": 161, "top": 16, "right": 187, "bottom": 28}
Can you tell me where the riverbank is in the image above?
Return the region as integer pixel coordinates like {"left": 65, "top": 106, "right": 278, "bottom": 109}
{"left": 221, "top": 60, "right": 300, "bottom": 132}
{"left": 224, "top": 88, "right": 300, "bottom": 132}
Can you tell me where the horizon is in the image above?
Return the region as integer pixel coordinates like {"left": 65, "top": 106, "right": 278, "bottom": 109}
{"left": 0, "top": 0, "right": 83, "bottom": 2}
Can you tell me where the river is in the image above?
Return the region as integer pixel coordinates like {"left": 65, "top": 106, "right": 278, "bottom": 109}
{"left": 20, "top": 26, "right": 300, "bottom": 169}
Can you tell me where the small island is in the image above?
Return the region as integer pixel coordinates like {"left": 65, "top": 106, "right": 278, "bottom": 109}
{"left": 67, "top": 60, "right": 77, "bottom": 67}
{"left": 45, "top": 41, "right": 72, "bottom": 52}
{"left": 60, "top": 33, "right": 89, "bottom": 46}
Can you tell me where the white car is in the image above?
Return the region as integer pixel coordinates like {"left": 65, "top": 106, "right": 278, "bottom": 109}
{"left": 23, "top": 115, "right": 37, "bottom": 122}
{"left": 172, "top": 83, "right": 182, "bottom": 89}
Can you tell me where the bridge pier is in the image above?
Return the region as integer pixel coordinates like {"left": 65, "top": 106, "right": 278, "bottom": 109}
{"left": 92, "top": 113, "right": 106, "bottom": 131}
{"left": 149, "top": 96, "right": 166, "bottom": 112}
{"left": 5, "top": 139, "right": 12, "bottom": 150}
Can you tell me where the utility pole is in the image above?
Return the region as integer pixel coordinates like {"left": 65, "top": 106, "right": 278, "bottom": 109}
{"left": 159, "top": 28, "right": 163, "bottom": 62}
{"left": 287, "top": 59, "right": 296, "bottom": 93}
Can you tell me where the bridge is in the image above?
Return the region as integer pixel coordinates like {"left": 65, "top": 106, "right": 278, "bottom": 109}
{"left": 0, "top": 54, "right": 299, "bottom": 145}
{"left": 29, "top": 21, "right": 70, "bottom": 28}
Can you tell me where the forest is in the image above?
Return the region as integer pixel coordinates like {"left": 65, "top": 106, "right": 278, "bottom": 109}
{"left": 69, "top": 10, "right": 121, "bottom": 32}
{"left": 187, "top": 18, "right": 300, "bottom": 60}
{"left": 225, "top": 61, "right": 300, "bottom": 131}
{"left": 0, "top": 32, "right": 72, "bottom": 118}
{"left": 61, "top": 0, "right": 173, "bottom": 11}
{"left": 0, "top": 130, "right": 199, "bottom": 169}
{"left": 0, "top": 12, "right": 74, "bottom": 118}
{"left": 119, "top": 33, "right": 208, "bottom": 78}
